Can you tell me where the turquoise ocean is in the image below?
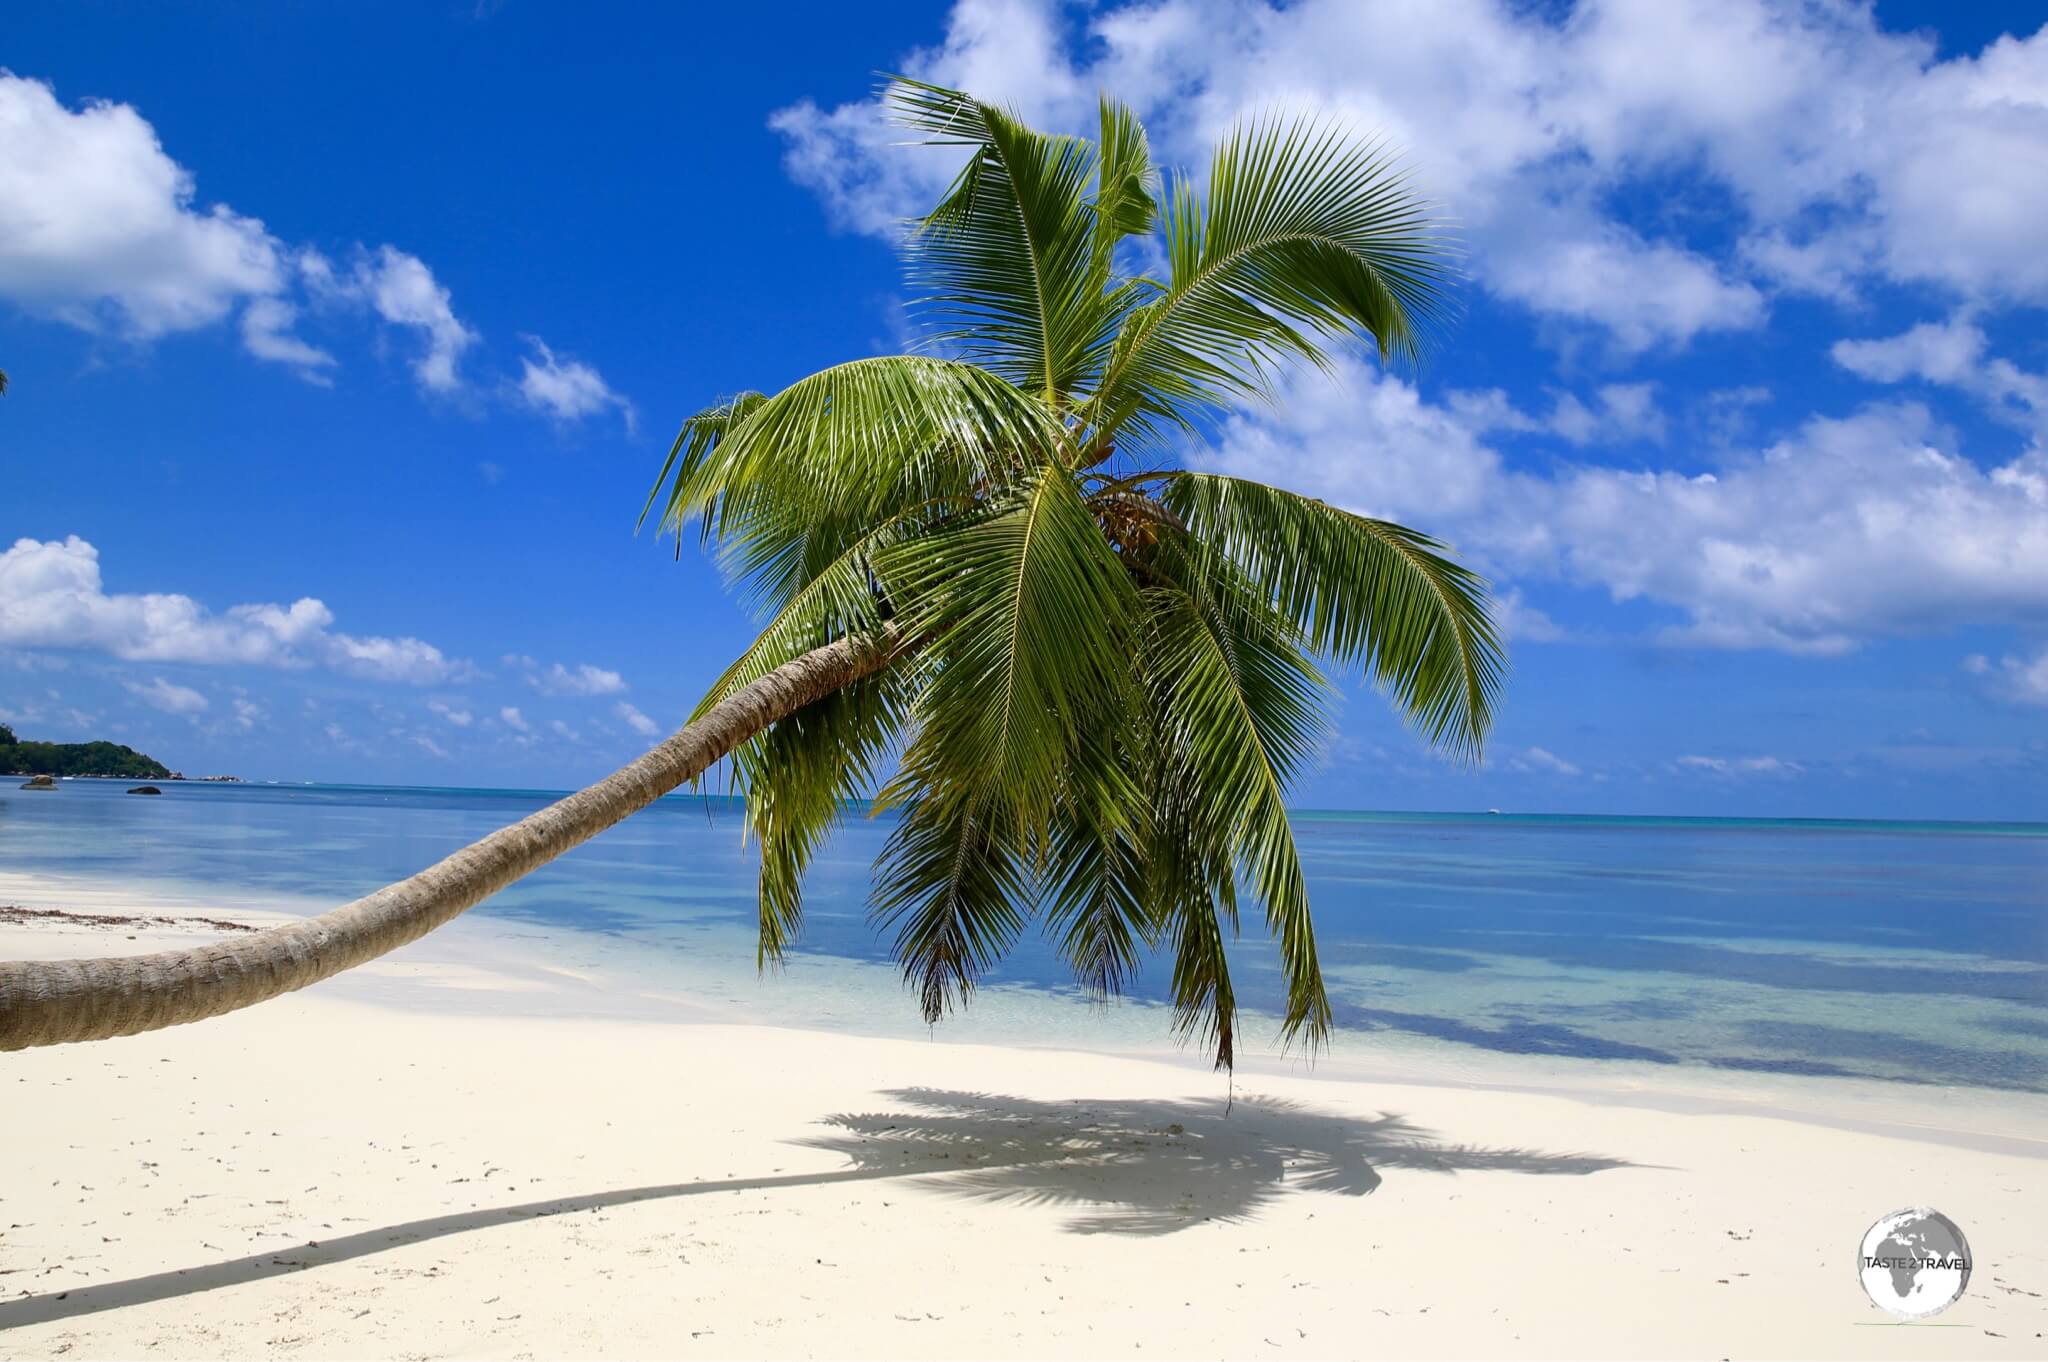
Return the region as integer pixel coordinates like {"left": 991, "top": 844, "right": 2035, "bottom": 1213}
{"left": 3, "top": 779, "right": 2045, "bottom": 1094}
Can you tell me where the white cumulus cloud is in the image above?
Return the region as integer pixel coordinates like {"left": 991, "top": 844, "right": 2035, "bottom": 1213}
{"left": 0, "top": 536, "right": 474, "bottom": 684}
{"left": 1488, "top": 588, "right": 1565, "bottom": 644}
{"left": 1964, "top": 647, "right": 2048, "bottom": 707}
{"left": 1203, "top": 359, "right": 2048, "bottom": 655}
{"left": 0, "top": 72, "right": 603, "bottom": 414}
{"left": 510, "top": 656, "right": 627, "bottom": 697}
{"left": 0, "top": 73, "right": 283, "bottom": 339}
{"left": 1832, "top": 314, "right": 2048, "bottom": 432}
{"left": 237, "top": 296, "right": 336, "bottom": 380}
{"left": 123, "top": 676, "right": 208, "bottom": 715}
{"left": 516, "top": 337, "right": 633, "bottom": 428}
{"left": 1509, "top": 746, "right": 1581, "bottom": 776}
{"left": 771, "top": 1, "right": 2048, "bottom": 346}
{"left": 1448, "top": 381, "right": 1667, "bottom": 448}
{"left": 1676, "top": 754, "right": 1803, "bottom": 778}
{"left": 613, "top": 701, "right": 660, "bottom": 737}
{"left": 768, "top": 0, "right": 1085, "bottom": 237}
{"left": 302, "top": 245, "right": 478, "bottom": 394}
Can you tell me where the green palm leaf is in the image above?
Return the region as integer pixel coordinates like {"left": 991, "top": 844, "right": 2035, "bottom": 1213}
{"left": 1041, "top": 726, "right": 1154, "bottom": 1002}
{"left": 1164, "top": 473, "right": 1502, "bottom": 758}
{"left": 1160, "top": 853, "right": 1241, "bottom": 1070}
{"left": 649, "top": 354, "right": 1063, "bottom": 611}
{"left": 1143, "top": 578, "right": 1332, "bottom": 1053}
{"left": 876, "top": 466, "right": 1138, "bottom": 819}
{"left": 869, "top": 793, "right": 1035, "bottom": 1023}
{"left": 739, "top": 668, "right": 913, "bottom": 966}
{"left": 1142, "top": 746, "right": 1244, "bottom": 1069}
{"left": 1090, "top": 95, "right": 1159, "bottom": 278}
{"left": 640, "top": 390, "right": 767, "bottom": 548}
{"left": 890, "top": 78, "right": 1134, "bottom": 408}
{"left": 866, "top": 467, "right": 1141, "bottom": 1015}
{"left": 1086, "top": 115, "right": 1456, "bottom": 447}
{"left": 692, "top": 519, "right": 911, "bottom": 716}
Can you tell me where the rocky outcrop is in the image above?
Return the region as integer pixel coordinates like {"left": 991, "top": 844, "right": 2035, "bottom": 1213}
{"left": 19, "top": 774, "right": 57, "bottom": 790}
{"left": 127, "top": 785, "right": 163, "bottom": 796}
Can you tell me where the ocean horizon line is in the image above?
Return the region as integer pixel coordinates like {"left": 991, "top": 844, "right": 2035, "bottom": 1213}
{"left": 56, "top": 775, "right": 2048, "bottom": 835}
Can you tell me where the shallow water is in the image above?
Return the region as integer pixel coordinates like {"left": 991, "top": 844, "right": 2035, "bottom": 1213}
{"left": 3, "top": 780, "right": 2044, "bottom": 1093}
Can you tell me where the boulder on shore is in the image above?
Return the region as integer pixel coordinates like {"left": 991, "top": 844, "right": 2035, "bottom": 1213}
{"left": 127, "top": 785, "right": 163, "bottom": 796}
{"left": 19, "top": 774, "right": 57, "bottom": 790}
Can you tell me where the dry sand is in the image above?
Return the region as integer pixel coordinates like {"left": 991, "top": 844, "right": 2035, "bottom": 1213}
{"left": 2, "top": 879, "right": 2045, "bottom": 1360}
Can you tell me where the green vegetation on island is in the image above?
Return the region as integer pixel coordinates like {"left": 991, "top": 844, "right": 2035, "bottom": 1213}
{"left": 0, "top": 723, "right": 172, "bottom": 780}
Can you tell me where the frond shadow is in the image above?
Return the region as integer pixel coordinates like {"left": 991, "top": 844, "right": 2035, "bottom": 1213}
{"left": 796, "top": 1087, "right": 1634, "bottom": 1235}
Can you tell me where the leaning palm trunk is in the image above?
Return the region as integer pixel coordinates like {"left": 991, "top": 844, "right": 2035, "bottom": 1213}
{"left": 0, "top": 632, "right": 896, "bottom": 1051}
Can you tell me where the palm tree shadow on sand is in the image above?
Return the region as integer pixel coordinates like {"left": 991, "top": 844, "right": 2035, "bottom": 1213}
{"left": 0, "top": 1089, "right": 1635, "bottom": 1328}
{"left": 801, "top": 1088, "right": 1634, "bottom": 1236}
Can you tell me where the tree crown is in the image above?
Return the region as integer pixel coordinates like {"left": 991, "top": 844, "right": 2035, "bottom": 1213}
{"left": 647, "top": 81, "right": 1500, "bottom": 1068}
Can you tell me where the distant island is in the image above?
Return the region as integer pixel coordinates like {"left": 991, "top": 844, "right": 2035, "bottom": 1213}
{"left": 0, "top": 723, "right": 173, "bottom": 780}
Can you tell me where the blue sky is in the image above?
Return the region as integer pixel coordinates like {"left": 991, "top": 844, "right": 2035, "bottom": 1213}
{"left": 3, "top": 1, "right": 2044, "bottom": 820}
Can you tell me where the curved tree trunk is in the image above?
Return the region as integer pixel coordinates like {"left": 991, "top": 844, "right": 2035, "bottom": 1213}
{"left": 0, "top": 632, "right": 898, "bottom": 1051}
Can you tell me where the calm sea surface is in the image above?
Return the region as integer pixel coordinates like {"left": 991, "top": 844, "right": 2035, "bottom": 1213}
{"left": 3, "top": 780, "right": 2045, "bottom": 1093}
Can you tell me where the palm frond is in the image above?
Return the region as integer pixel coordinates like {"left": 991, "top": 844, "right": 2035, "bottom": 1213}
{"left": 640, "top": 391, "right": 768, "bottom": 550}
{"left": 1041, "top": 728, "right": 1155, "bottom": 1002}
{"left": 1142, "top": 579, "right": 1332, "bottom": 1052}
{"left": 875, "top": 466, "right": 1138, "bottom": 823}
{"left": 1149, "top": 538, "right": 1336, "bottom": 783}
{"left": 1164, "top": 473, "right": 1502, "bottom": 759}
{"left": 1086, "top": 114, "right": 1456, "bottom": 447}
{"left": 1091, "top": 96, "right": 1159, "bottom": 279}
{"left": 867, "top": 466, "right": 1142, "bottom": 1025}
{"left": 693, "top": 517, "right": 913, "bottom": 716}
{"left": 735, "top": 667, "right": 913, "bottom": 966}
{"left": 1163, "top": 869, "right": 1241, "bottom": 1071}
{"left": 869, "top": 793, "right": 1034, "bottom": 1023}
{"left": 889, "top": 78, "right": 1131, "bottom": 407}
{"left": 650, "top": 354, "right": 1063, "bottom": 613}
{"left": 1143, "top": 757, "right": 1242, "bottom": 1069}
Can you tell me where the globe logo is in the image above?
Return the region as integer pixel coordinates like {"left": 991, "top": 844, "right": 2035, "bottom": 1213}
{"left": 1858, "top": 1208, "right": 1972, "bottom": 1319}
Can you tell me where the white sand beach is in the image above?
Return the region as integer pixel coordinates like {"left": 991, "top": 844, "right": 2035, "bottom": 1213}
{"left": 3, "top": 873, "right": 2045, "bottom": 1360}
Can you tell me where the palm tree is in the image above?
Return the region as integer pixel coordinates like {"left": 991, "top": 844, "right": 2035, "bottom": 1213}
{"left": 0, "top": 81, "right": 1500, "bottom": 1064}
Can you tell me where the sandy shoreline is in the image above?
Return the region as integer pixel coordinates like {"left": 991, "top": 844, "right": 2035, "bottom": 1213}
{"left": 2, "top": 875, "right": 2045, "bottom": 1358}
